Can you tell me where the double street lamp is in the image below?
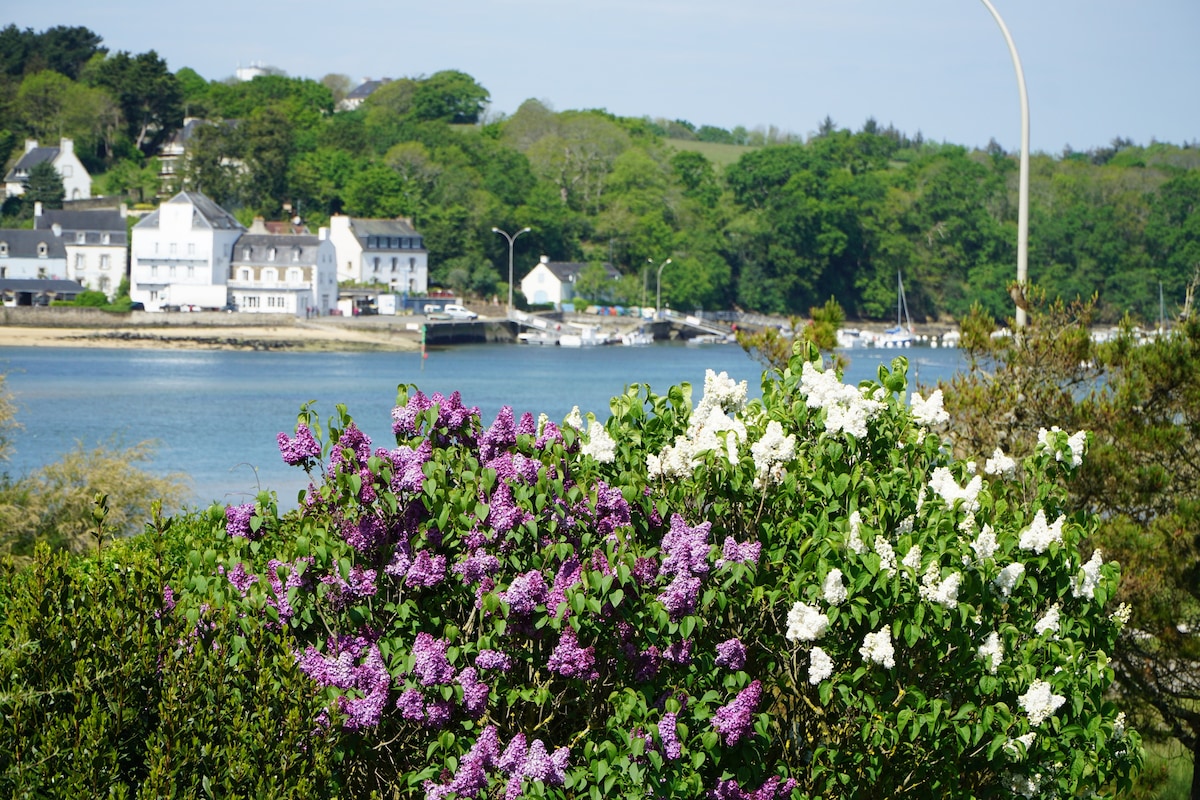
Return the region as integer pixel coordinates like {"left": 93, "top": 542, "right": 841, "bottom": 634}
{"left": 492, "top": 226, "right": 531, "bottom": 317}
{"left": 648, "top": 257, "right": 672, "bottom": 318}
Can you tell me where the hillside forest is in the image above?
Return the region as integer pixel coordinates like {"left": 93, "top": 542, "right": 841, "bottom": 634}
{"left": 3, "top": 24, "right": 1200, "bottom": 324}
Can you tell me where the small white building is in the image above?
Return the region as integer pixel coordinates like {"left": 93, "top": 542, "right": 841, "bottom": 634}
{"left": 4, "top": 139, "right": 92, "bottom": 200}
{"left": 520, "top": 255, "right": 620, "bottom": 309}
{"left": 130, "top": 191, "right": 245, "bottom": 311}
{"left": 326, "top": 214, "right": 428, "bottom": 294}
{"left": 33, "top": 204, "right": 127, "bottom": 300}
{"left": 228, "top": 223, "right": 338, "bottom": 316}
{"left": 0, "top": 228, "right": 68, "bottom": 280}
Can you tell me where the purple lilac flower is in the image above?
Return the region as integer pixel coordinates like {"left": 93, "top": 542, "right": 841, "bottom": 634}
{"left": 660, "top": 514, "right": 712, "bottom": 578}
{"left": 593, "top": 481, "right": 632, "bottom": 540}
{"left": 223, "top": 562, "right": 259, "bottom": 595}
{"left": 498, "top": 732, "right": 528, "bottom": 774}
{"left": 488, "top": 452, "right": 542, "bottom": 485}
{"left": 663, "top": 639, "right": 693, "bottom": 665}
{"left": 433, "top": 390, "right": 478, "bottom": 434}
{"left": 535, "top": 420, "right": 563, "bottom": 450}
{"left": 709, "top": 776, "right": 799, "bottom": 800}
{"left": 296, "top": 639, "right": 390, "bottom": 730}
{"left": 480, "top": 406, "right": 517, "bottom": 463}
{"left": 454, "top": 549, "right": 502, "bottom": 585}
{"left": 715, "top": 638, "right": 747, "bottom": 671}
{"left": 264, "top": 557, "right": 312, "bottom": 624}
{"left": 657, "top": 573, "right": 702, "bottom": 621}
{"left": 154, "top": 583, "right": 176, "bottom": 619}
{"left": 546, "top": 626, "right": 598, "bottom": 680}
{"left": 457, "top": 667, "right": 490, "bottom": 717}
{"left": 277, "top": 423, "right": 321, "bottom": 467}
{"left": 517, "top": 412, "right": 537, "bottom": 436}
{"left": 545, "top": 557, "right": 582, "bottom": 619}
{"left": 488, "top": 482, "right": 530, "bottom": 535}
{"left": 411, "top": 632, "right": 455, "bottom": 686}
{"left": 658, "top": 712, "right": 683, "bottom": 760}
{"left": 398, "top": 688, "right": 426, "bottom": 721}
{"left": 385, "top": 539, "right": 413, "bottom": 580}
{"left": 389, "top": 439, "right": 432, "bottom": 493}
{"left": 341, "top": 514, "right": 388, "bottom": 553}
{"left": 329, "top": 423, "right": 372, "bottom": 474}
{"left": 633, "top": 557, "right": 659, "bottom": 585}
{"left": 424, "top": 726, "right": 500, "bottom": 800}
{"left": 523, "top": 739, "right": 568, "bottom": 785}
{"left": 501, "top": 569, "right": 548, "bottom": 616}
{"left": 711, "top": 680, "right": 762, "bottom": 746}
{"left": 634, "top": 646, "right": 662, "bottom": 682}
{"left": 716, "top": 536, "right": 762, "bottom": 569}
{"left": 423, "top": 698, "right": 454, "bottom": 729}
{"left": 321, "top": 566, "right": 378, "bottom": 610}
{"left": 475, "top": 649, "right": 512, "bottom": 672}
{"left": 392, "top": 391, "right": 434, "bottom": 438}
{"left": 338, "top": 644, "right": 391, "bottom": 730}
{"left": 224, "top": 503, "right": 257, "bottom": 540}
{"left": 405, "top": 550, "right": 447, "bottom": 589}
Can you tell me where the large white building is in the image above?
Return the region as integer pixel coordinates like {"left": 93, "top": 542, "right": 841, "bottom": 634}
{"left": 4, "top": 139, "right": 92, "bottom": 200}
{"left": 33, "top": 204, "right": 127, "bottom": 300}
{"left": 326, "top": 214, "right": 428, "bottom": 294}
{"left": 130, "top": 191, "right": 244, "bottom": 311}
{"left": 228, "top": 221, "right": 338, "bottom": 316}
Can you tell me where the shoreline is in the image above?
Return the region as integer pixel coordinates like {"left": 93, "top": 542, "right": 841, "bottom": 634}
{"left": 0, "top": 321, "right": 424, "bottom": 352}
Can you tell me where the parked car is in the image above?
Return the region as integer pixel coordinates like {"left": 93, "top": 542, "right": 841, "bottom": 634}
{"left": 443, "top": 304, "right": 478, "bottom": 320}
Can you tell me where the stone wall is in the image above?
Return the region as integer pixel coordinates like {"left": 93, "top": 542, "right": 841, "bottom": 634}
{"left": 0, "top": 307, "right": 297, "bottom": 329}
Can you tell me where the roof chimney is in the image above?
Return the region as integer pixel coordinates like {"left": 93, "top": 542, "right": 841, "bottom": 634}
{"left": 34, "top": 201, "right": 43, "bottom": 218}
{"left": 59, "top": 138, "right": 73, "bottom": 155}
{"left": 51, "top": 223, "right": 62, "bottom": 237}
{"left": 540, "top": 255, "right": 550, "bottom": 264}
{"left": 24, "top": 139, "right": 38, "bottom": 153}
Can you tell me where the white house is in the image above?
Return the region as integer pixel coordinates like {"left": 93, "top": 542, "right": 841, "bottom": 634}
{"left": 130, "top": 191, "right": 245, "bottom": 311}
{"left": 520, "top": 255, "right": 620, "bottom": 310}
{"left": 4, "top": 139, "right": 92, "bottom": 200}
{"left": 337, "top": 78, "right": 390, "bottom": 112}
{"left": 228, "top": 223, "right": 338, "bottom": 316}
{"left": 33, "top": 204, "right": 127, "bottom": 300}
{"left": 0, "top": 227, "right": 68, "bottom": 280}
{"left": 326, "top": 214, "right": 428, "bottom": 294}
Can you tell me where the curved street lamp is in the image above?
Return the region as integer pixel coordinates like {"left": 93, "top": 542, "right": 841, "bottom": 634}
{"left": 492, "top": 226, "right": 531, "bottom": 317}
{"left": 648, "top": 257, "right": 672, "bottom": 318}
{"left": 979, "top": 0, "right": 1030, "bottom": 328}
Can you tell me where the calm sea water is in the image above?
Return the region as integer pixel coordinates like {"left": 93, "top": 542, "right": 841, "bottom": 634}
{"left": 0, "top": 342, "right": 965, "bottom": 508}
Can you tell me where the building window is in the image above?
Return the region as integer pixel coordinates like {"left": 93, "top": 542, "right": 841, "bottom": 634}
{"left": 170, "top": 243, "right": 177, "bottom": 255}
{"left": 37, "top": 267, "right": 46, "bottom": 279}
{"left": 76, "top": 233, "right": 86, "bottom": 244}
{"left": 243, "top": 247, "right": 251, "bottom": 259}
{"left": 188, "top": 243, "right": 196, "bottom": 256}
{"left": 169, "top": 265, "right": 177, "bottom": 277}
{"left": 75, "top": 254, "right": 85, "bottom": 270}
{"left": 60, "top": 165, "right": 73, "bottom": 177}
{"left": 288, "top": 268, "right": 302, "bottom": 284}
{"left": 102, "top": 233, "right": 110, "bottom": 245}
{"left": 292, "top": 248, "right": 301, "bottom": 262}
{"left": 151, "top": 265, "right": 158, "bottom": 277}
{"left": 245, "top": 296, "right": 260, "bottom": 308}
{"left": 187, "top": 265, "right": 194, "bottom": 278}
{"left": 99, "top": 276, "right": 110, "bottom": 291}
{"left": 37, "top": 243, "right": 48, "bottom": 257}
{"left": 268, "top": 247, "right": 276, "bottom": 261}
{"left": 100, "top": 255, "right": 110, "bottom": 270}
{"left": 0, "top": 242, "right": 7, "bottom": 256}
{"left": 373, "top": 257, "right": 380, "bottom": 272}
{"left": 391, "top": 257, "right": 398, "bottom": 273}
{"left": 263, "top": 268, "right": 277, "bottom": 283}
{"left": 239, "top": 268, "right": 251, "bottom": 281}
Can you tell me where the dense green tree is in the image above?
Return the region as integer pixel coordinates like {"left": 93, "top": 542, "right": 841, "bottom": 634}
{"left": 22, "top": 160, "right": 64, "bottom": 212}
{"left": 89, "top": 50, "right": 183, "bottom": 155}
{"left": 239, "top": 106, "right": 295, "bottom": 213}
{"left": 411, "top": 69, "right": 489, "bottom": 124}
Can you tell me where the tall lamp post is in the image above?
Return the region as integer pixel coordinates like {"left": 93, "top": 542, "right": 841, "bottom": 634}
{"left": 649, "top": 257, "right": 672, "bottom": 318}
{"left": 979, "top": 0, "right": 1030, "bottom": 328}
{"left": 492, "top": 226, "right": 531, "bottom": 318}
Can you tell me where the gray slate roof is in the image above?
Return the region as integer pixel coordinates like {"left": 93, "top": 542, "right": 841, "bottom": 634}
{"left": 0, "top": 229, "right": 68, "bottom": 259}
{"left": 540, "top": 261, "right": 621, "bottom": 283}
{"left": 231, "top": 233, "right": 321, "bottom": 264}
{"left": 135, "top": 191, "right": 244, "bottom": 232}
{"left": 350, "top": 218, "right": 425, "bottom": 251}
{"left": 346, "top": 80, "right": 387, "bottom": 101}
{"left": 4, "top": 146, "right": 59, "bottom": 182}
{"left": 34, "top": 209, "right": 127, "bottom": 244}
{"left": 0, "top": 279, "right": 85, "bottom": 293}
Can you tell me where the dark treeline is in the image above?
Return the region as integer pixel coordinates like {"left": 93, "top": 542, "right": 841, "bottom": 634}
{"left": 3, "top": 24, "right": 1199, "bottom": 323}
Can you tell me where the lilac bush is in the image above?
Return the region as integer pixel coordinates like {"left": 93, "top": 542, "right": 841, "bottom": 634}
{"left": 205, "top": 346, "right": 1139, "bottom": 798}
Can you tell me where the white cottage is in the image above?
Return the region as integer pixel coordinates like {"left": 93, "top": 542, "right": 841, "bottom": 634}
{"left": 520, "top": 255, "right": 620, "bottom": 310}
{"left": 4, "top": 139, "right": 92, "bottom": 200}
{"left": 34, "top": 204, "right": 127, "bottom": 300}
{"left": 130, "top": 191, "right": 244, "bottom": 311}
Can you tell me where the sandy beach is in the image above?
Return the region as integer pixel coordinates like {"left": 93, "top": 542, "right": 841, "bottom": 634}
{"left": 0, "top": 318, "right": 424, "bottom": 352}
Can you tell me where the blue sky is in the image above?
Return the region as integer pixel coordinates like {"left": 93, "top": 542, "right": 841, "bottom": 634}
{"left": 10, "top": 0, "right": 1199, "bottom": 154}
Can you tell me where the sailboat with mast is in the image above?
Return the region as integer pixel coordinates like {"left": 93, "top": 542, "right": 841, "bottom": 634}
{"left": 878, "top": 271, "right": 915, "bottom": 348}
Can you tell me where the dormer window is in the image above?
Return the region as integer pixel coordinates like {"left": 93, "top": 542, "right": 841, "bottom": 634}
{"left": 268, "top": 247, "right": 276, "bottom": 261}
{"left": 0, "top": 242, "right": 7, "bottom": 256}
{"left": 292, "top": 248, "right": 301, "bottom": 262}
{"left": 102, "top": 233, "right": 110, "bottom": 245}
{"left": 76, "top": 233, "right": 86, "bottom": 244}
{"left": 37, "top": 242, "right": 48, "bottom": 257}
{"left": 243, "top": 247, "right": 251, "bottom": 259}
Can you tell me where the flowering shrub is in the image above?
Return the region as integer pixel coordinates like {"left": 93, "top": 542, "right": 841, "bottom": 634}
{"left": 210, "top": 344, "right": 1138, "bottom": 798}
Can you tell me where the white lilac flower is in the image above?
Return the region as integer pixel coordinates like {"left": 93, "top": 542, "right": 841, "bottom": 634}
{"left": 1066, "top": 430, "right": 1087, "bottom": 466}
{"left": 822, "top": 569, "right": 847, "bottom": 605}
{"left": 874, "top": 536, "right": 897, "bottom": 574}
{"left": 847, "top": 511, "right": 867, "bottom": 554}
{"left": 1018, "top": 679, "right": 1066, "bottom": 726}
{"left": 695, "top": 369, "right": 748, "bottom": 416}
{"left": 1111, "top": 602, "right": 1132, "bottom": 626}
{"left": 957, "top": 509, "right": 977, "bottom": 535}
{"left": 1018, "top": 509, "right": 1065, "bottom": 554}
{"left": 1037, "top": 426, "right": 1089, "bottom": 467}
{"left": 911, "top": 389, "right": 950, "bottom": 426}
{"left": 928, "top": 467, "right": 983, "bottom": 513}
{"left": 1004, "top": 731, "right": 1037, "bottom": 759}
{"left": 972, "top": 524, "right": 998, "bottom": 561}
{"left": 916, "top": 486, "right": 927, "bottom": 513}
{"left": 648, "top": 435, "right": 698, "bottom": 480}
{"left": 984, "top": 447, "right": 1017, "bottom": 476}
{"left": 1034, "top": 604, "right": 1061, "bottom": 637}
{"left": 994, "top": 562, "right": 1025, "bottom": 597}
{"left": 859, "top": 627, "right": 896, "bottom": 669}
{"left": 799, "top": 361, "right": 885, "bottom": 439}
{"left": 902, "top": 545, "right": 922, "bottom": 572}
{"left": 977, "top": 631, "right": 1003, "bottom": 674}
{"left": 751, "top": 420, "right": 796, "bottom": 487}
{"left": 785, "top": 602, "right": 830, "bottom": 642}
{"left": 1073, "top": 549, "right": 1104, "bottom": 599}
{"left": 919, "top": 567, "right": 961, "bottom": 609}
{"left": 808, "top": 646, "right": 833, "bottom": 684}
{"left": 563, "top": 406, "right": 584, "bottom": 431}
{"left": 897, "top": 515, "right": 915, "bottom": 535}
{"left": 580, "top": 418, "right": 616, "bottom": 463}
{"left": 691, "top": 406, "right": 746, "bottom": 467}
{"left": 1113, "top": 711, "right": 1126, "bottom": 738}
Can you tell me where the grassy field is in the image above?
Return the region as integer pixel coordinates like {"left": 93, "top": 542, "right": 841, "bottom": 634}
{"left": 1140, "top": 740, "right": 1193, "bottom": 799}
{"left": 665, "top": 139, "right": 759, "bottom": 170}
